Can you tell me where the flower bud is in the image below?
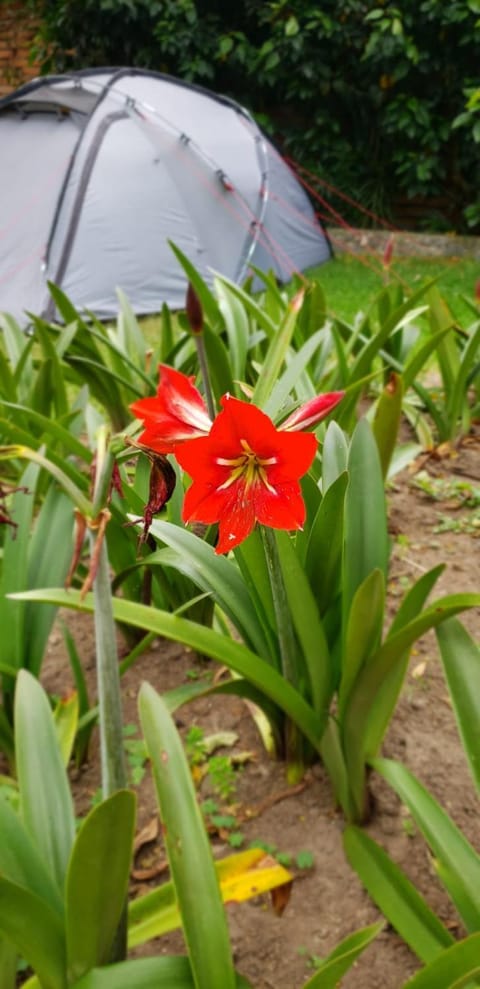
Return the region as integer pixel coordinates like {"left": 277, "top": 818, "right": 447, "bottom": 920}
{"left": 280, "top": 391, "right": 344, "bottom": 431}
{"left": 186, "top": 282, "right": 203, "bottom": 335}
{"left": 382, "top": 236, "right": 394, "bottom": 270}
{"left": 140, "top": 454, "right": 177, "bottom": 542}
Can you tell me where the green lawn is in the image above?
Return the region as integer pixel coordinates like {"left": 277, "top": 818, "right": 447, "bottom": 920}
{"left": 311, "top": 254, "right": 479, "bottom": 328}
{"left": 140, "top": 252, "right": 479, "bottom": 345}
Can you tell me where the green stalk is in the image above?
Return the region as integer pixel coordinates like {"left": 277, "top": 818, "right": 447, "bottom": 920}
{"left": 90, "top": 530, "right": 127, "bottom": 797}
{"left": 260, "top": 526, "right": 305, "bottom": 783}
{"left": 195, "top": 334, "right": 216, "bottom": 421}
{"left": 91, "top": 425, "right": 114, "bottom": 519}
{"left": 89, "top": 526, "right": 128, "bottom": 964}
{"left": 89, "top": 427, "right": 128, "bottom": 962}
{"left": 260, "top": 527, "right": 297, "bottom": 684}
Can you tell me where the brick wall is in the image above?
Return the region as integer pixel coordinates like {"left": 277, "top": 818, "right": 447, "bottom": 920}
{"left": 0, "top": 1, "right": 41, "bottom": 97}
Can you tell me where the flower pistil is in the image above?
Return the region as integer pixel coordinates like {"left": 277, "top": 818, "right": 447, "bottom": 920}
{"left": 216, "top": 440, "right": 277, "bottom": 493}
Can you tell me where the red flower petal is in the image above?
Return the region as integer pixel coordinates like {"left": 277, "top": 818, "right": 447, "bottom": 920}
{"left": 130, "top": 365, "right": 211, "bottom": 453}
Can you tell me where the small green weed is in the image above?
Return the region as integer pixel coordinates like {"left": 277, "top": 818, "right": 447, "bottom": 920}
{"left": 185, "top": 724, "right": 243, "bottom": 802}
{"left": 207, "top": 754, "right": 237, "bottom": 801}
{"left": 249, "top": 839, "right": 315, "bottom": 872}
{"left": 123, "top": 722, "right": 148, "bottom": 786}
{"left": 200, "top": 798, "right": 245, "bottom": 848}
{"left": 434, "top": 513, "right": 480, "bottom": 535}
{"left": 413, "top": 470, "right": 480, "bottom": 534}
{"left": 413, "top": 470, "right": 480, "bottom": 506}
{"left": 297, "top": 945, "right": 323, "bottom": 971}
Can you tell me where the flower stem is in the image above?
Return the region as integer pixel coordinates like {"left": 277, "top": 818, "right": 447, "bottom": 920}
{"left": 260, "top": 527, "right": 305, "bottom": 783}
{"left": 90, "top": 527, "right": 128, "bottom": 961}
{"left": 195, "top": 334, "right": 216, "bottom": 422}
{"left": 260, "top": 526, "right": 297, "bottom": 685}
{"left": 90, "top": 531, "right": 127, "bottom": 796}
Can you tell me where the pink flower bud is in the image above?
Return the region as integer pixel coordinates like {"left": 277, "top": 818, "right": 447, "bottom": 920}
{"left": 382, "top": 236, "right": 394, "bottom": 270}
{"left": 280, "top": 391, "right": 344, "bottom": 432}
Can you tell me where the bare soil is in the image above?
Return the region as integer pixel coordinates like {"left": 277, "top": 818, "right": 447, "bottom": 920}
{"left": 41, "top": 428, "right": 480, "bottom": 989}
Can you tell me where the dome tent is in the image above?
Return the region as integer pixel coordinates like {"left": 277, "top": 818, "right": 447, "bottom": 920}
{"left": 0, "top": 67, "right": 331, "bottom": 325}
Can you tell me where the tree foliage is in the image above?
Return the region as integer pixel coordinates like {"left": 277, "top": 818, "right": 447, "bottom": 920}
{"left": 26, "top": 0, "right": 480, "bottom": 231}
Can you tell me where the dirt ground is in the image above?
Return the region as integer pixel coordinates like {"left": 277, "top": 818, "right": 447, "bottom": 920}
{"left": 40, "top": 427, "right": 480, "bottom": 989}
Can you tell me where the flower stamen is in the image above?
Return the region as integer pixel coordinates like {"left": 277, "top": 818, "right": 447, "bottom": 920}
{"left": 217, "top": 439, "right": 278, "bottom": 493}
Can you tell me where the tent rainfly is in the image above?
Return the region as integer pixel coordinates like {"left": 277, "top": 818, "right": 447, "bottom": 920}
{"left": 0, "top": 67, "right": 331, "bottom": 325}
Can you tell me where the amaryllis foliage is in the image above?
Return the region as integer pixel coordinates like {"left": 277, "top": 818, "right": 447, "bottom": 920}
{"left": 130, "top": 365, "right": 344, "bottom": 552}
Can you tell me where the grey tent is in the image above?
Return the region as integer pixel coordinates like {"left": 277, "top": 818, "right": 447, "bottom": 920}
{"left": 0, "top": 68, "right": 331, "bottom": 324}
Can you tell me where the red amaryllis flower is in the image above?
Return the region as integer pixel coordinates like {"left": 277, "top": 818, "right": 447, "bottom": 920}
{"left": 131, "top": 366, "right": 343, "bottom": 454}
{"left": 130, "top": 364, "right": 212, "bottom": 454}
{"left": 176, "top": 395, "right": 317, "bottom": 554}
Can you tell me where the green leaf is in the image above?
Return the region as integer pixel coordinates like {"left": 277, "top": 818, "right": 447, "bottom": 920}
{"left": 11, "top": 590, "right": 326, "bottom": 754}
{"left": 25, "top": 485, "right": 74, "bottom": 677}
{"left": 15, "top": 671, "right": 76, "bottom": 894}
{"left": 144, "top": 518, "right": 273, "bottom": 660}
{"left": 359, "top": 565, "right": 445, "bottom": 762}
{"left": 66, "top": 791, "right": 136, "bottom": 982}
{"left": 303, "top": 919, "right": 384, "bottom": 988}
{"left": 274, "top": 530, "right": 332, "bottom": 719}
{"left": 388, "top": 565, "right": 445, "bottom": 637}
{"left": 343, "top": 418, "right": 389, "bottom": 625}
{"left": 304, "top": 473, "right": 347, "bottom": 607}
{"left": 203, "top": 324, "right": 235, "bottom": 401}
{"left": 0, "top": 937, "right": 16, "bottom": 989}
{"left": 319, "top": 718, "right": 353, "bottom": 821}
{"left": 233, "top": 528, "right": 278, "bottom": 659}
{"left": 252, "top": 291, "right": 303, "bottom": 408}
{"left": 0, "top": 878, "right": 66, "bottom": 989}
{"left": 168, "top": 241, "right": 222, "bottom": 329}
{"left": 72, "top": 956, "right": 253, "bottom": 989}
{"left": 263, "top": 327, "right": 328, "bottom": 420}
{"left": 32, "top": 320, "right": 69, "bottom": 416}
{"left": 72, "top": 956, "right": 196, "bottom": 988}
{"left": 338, "top": 569, "right": 385, "bottom": 719}
{"left": 403, "top": 933, "right": 480, "bottom": 988}
{"left": 402, "top": 326, "right": 454, "bottom": 391}
{"left": 0, "top": 795, "right": 63, "bottom": 915}
{"left": 342, "top": 593, "right": 480, "bottom": 822}
{"left": 322, "top": 421, "right": 348, "bottom": 492}
{"left": 0, "top": 400, "right": 92, "bottom": 464}
{"left": 214, "top": 274, "right": 277, "bottom": 337}
{"left": 427, "top": 287, "right": 459, "bottom": 395}
{"left": 447, "top": 322, "right": 480, "bottom": 436}
{"left": 214, "top": 277, "right": 249, "bottom": 382}
{"left": 139, "top": 683, "right": 236, "bottom": 989}
{"left": 342, "top": 285, "right": 435, "bottom": 411}
{"left": 344, "top": 827, "right": 454, "bottom": 963}
{"left": 372, "top": 759, "right": 480, "bottom": 931}
{"left": 0, "top": 444, "right": 91, "bottom": 516}
{"left": 436, "top": 619, "right": 480, "bottom": 796}
{"left": 53, "top": 689, "right": 79, "bottom": 768}
{"left": 0, "top": 458, "right": 39, "bottom": 679}
{"left": 372, "top": 372, "right": 404, "bottom": 479}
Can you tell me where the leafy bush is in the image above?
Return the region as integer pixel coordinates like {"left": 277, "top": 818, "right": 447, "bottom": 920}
{"left": 25, "top": 0, "right": 480, "bottom": 232}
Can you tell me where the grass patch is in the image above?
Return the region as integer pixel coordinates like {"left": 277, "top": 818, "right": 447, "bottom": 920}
{"left": 312, "top": 254, "right": 479, "bottom": 327}
{"left": 139, "top": 252, "right": 479, "bottom": 347}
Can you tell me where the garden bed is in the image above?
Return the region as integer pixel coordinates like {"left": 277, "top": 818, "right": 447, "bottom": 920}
{"left": 40, "top": 428, "right": 480, "bottom": 989}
